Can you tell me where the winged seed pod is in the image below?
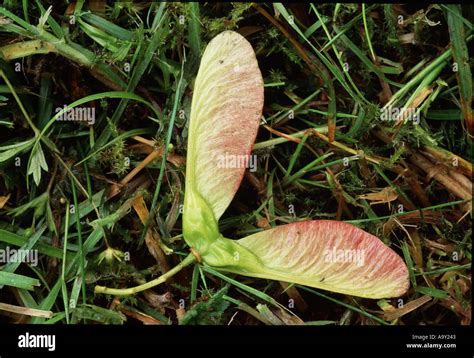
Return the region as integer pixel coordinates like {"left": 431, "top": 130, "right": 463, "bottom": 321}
{"left": 95, "top": 31, "right": 409, "bottom": 299}
{"left": 182, "top": 31, "right": 409, "bottom": 299}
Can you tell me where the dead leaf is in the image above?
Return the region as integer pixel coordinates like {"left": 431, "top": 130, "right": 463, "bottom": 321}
{"left": 118, "top": 307, "right": 162, "bottom": 325}
{"left": 175, "top": 308, "right": 186, "bottom": 321}
{"left": 132, "top": 194, "right": 170, "bottom": 273}
{"left": 256, "top": 304, "right": 304, "bottom": 325}
{"left": 383, "top": 295, "right": 432, "bottom": 321}
{"left": 143, "top": 291, "right": 172, "bottom": 313}
{"left": 256, "top": 217, "right": 270, "bottom": 229}
{"left": 358, "top": 187, "right": 398, "bottom": 207}
{"left": 0, "top": 193, "right": 11, "bottom": 209}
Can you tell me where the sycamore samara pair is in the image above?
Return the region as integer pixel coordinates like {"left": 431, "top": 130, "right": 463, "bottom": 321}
{"left": 96, "top": 31, "right": 409, "bottom": 299}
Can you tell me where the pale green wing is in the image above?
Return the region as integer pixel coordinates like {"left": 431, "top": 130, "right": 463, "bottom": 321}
{"left": 228, "top": 220, "right": 409, "bottom": 299}
{"left": 185, "top": 31, "right": 264, "bottom": 222}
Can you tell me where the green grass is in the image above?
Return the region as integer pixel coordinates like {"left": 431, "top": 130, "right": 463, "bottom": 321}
{"left": 0, "top": 2, "right": 471, "bottom": 326}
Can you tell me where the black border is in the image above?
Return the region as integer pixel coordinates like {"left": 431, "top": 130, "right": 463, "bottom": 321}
{"left": 0, "top": 324, "right": 473, "bottom": 352}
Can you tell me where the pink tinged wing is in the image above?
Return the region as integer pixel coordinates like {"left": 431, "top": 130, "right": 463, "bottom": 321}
{"left": 186, "top": 31, "right": 264, "bottom": 221}
{"left": 237, "top": 220, "right": 410, "bottom": 298}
